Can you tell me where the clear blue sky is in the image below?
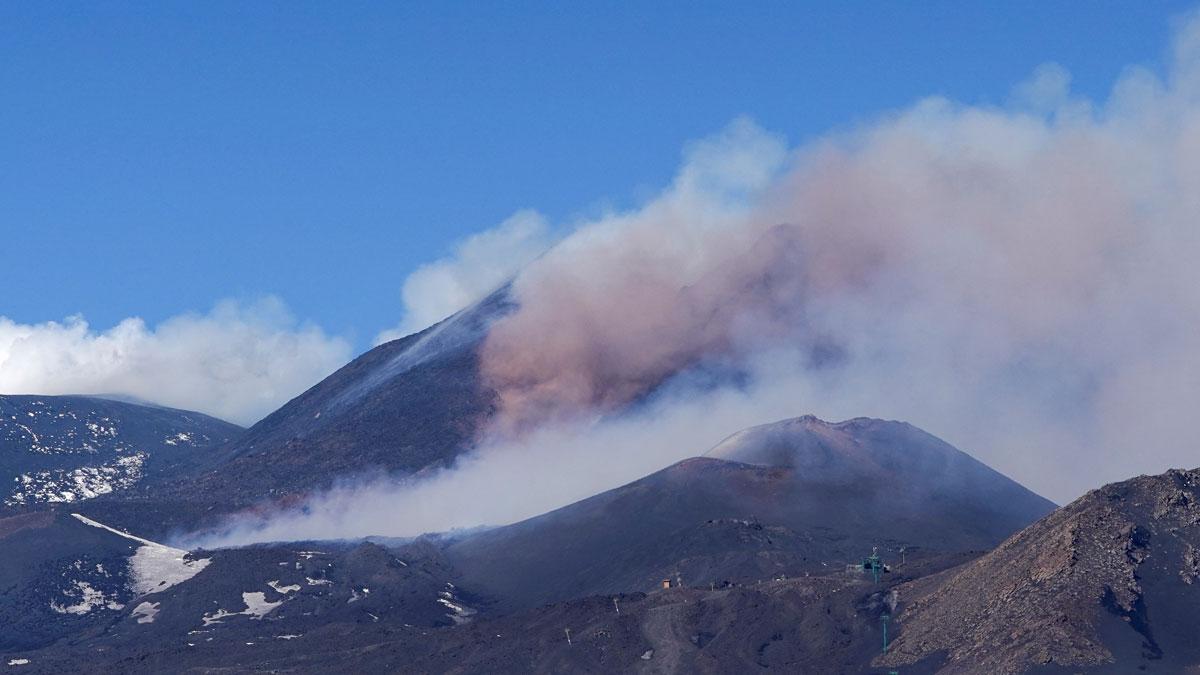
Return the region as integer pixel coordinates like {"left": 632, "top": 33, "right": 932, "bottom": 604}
{"left": 2, "top": 1, "right": 1194, "bottom": 350}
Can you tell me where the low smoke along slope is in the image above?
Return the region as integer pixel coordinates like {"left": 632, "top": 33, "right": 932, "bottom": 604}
{"left": 2, "top": 416, "right": 1045, "bottom": 674}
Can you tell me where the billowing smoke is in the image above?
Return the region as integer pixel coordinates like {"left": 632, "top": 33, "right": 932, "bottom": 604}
{"left": 481, "top": 119, "right": 795, "bottom": 432}
{"left": 374, "top": 209, "right": 554, "bottom": 345}
{"left": 478, "top": 20, "right": 1200, "bottom": 501}
{"left": 196, "top": 14, "right": 1200, "bottom": 545}
{"left": 0, "top": 298, "right": 351, "bottom": 425}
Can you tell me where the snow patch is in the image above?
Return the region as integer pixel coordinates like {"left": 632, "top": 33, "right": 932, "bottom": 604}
{"left": 201, "top": 592, "right": 282, "bottom": 625}
{"left": 5, "top": 453, "right": 146, "bottom": 505}
{"left": 131, "top": 601, "right": 160, "bottom": 624}
{"left": 242, "top": 592, "right": 282, "bottom": 618}
{"left": 201, "top": 608, "right": 237, "bottom": 626}
{"left": 130, "top": 545, "right": 210, "bottom": 595}
{"left": 71, "top": 514, "right": 211, "bottom": 594}
{"left": 50, "top": 581, "right": 124, "bottom": 615}
{"left": 437, "top": 584, "right": 477, "bottom": 625}
{"left": 267, "top": 580, "right": 301, "bottom": 594}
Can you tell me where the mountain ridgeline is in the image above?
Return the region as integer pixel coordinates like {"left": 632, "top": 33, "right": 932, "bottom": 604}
{"left": 0, "top": 394, "right": 241, "bottom": 508}
{"left": 171, "top": 287, "right": 515, "bottom": 506}
{"left": 881, "top": 467, "right": 1200, "bottom": 673}
{"left": 7, "top": 285, "right": 1194, "bottom": 673}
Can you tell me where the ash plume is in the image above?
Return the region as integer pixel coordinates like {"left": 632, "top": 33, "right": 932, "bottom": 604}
{"left": 197, "top": 13, "right": 1200, "bottom": 546}
{"left": 478, "top": 16, "right": 1200, "bottom": 501}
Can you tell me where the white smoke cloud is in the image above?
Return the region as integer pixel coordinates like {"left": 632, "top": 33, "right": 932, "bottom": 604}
{"left": 477, "top": 17, "right": 1200, "bottom": 501}
{"left": 481, "top": 118, "right": 791, "bottom": 431}
{"left": 186, "top": 374, "right": 807, "bottom": 546}
{"left": 0, "top": 297, "right": 351, "bottom": 425}
{"left": 374, "top": 210, "right": 553, "bottom": 344}
{"left": 197, "top": 12, "right": 1200, "bottom": 545}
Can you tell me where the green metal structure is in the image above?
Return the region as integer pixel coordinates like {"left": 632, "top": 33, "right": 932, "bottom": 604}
{"left": 861, "top": 546, "right": 884, "bottom": 583}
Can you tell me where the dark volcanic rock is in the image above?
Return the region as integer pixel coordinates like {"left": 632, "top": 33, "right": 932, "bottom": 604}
{"left": 446, "top": 416, "right": 1055, "bottom": 612}
{"left": 707, "top": 415, "right": 1056, "bottom": 545}
{"left": 0, "top": 395, "right": 240, "bottom": 508}
{"left": 0, "top": 510, "right": 205, "bottom": 652}
{"left": 1, "top": 414, "right": 1065, "bottom": 674}
{"left": 881, "top": 467, "right": 1200, "bottom": 674}
{"left": 0, "top": 511, "right": 467, "bottom": 661}
{"left": 173, "top": 287, "right": 513, "bottom": 506}
{"left": 9, "top": 572, "right": 929, "bottom": 674}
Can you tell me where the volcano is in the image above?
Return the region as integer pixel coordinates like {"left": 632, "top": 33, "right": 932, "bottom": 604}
{"left": 445, "top": 415, "right": 1055, "bottom": 611}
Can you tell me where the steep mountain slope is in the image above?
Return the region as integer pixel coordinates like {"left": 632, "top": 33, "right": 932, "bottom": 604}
{"left": 173, "top": 287, "right": 513, "bottom": 505}
{"left": 446, "top": 416, "right": 1055, "bottom": 611}
{"left": 881, "top": 467, "right": 1200, "bottom": 674}
{"left": 707, "top": 415, "right": 1054, "bottom": 544}
{"left": 0, "top": 395, "right": 240, "bottom": 508}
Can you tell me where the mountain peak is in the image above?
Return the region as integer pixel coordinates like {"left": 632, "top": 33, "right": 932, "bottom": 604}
{"left": 706, "top": 415, "right": 928, "bottom": 472}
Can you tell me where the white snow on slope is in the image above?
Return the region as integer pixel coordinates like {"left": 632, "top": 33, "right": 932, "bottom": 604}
{"left": 242, "top": 592, "right": 282, "bottom": 618}
{"left": 201, "top": 592, "right": 282, "bottom": 625}
{"left": 50, "top": 581, "right": 124, "bottom": 615}
{"left": 131, "top": 601, "right": 160, "bottom": 624}
{"left": 267, "top": 580, "right": 301, "bottom": 594}
{"left": 6, "top": 453, "right": 146, "bottom": 506}
{"left": 438, "top": 584, "right": 477, "bottom": 625}
{"left": 163, "top": 432, "right": 194, "bottom": 446}
{"left": 201, "top": 608, "right": 238, "bottom": 626}
{"left": 71, "top": 514, "right": 211, "bottom": 595}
